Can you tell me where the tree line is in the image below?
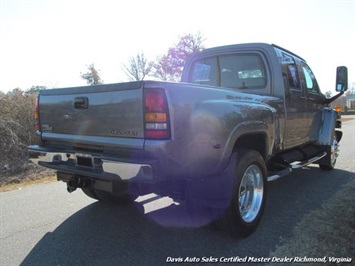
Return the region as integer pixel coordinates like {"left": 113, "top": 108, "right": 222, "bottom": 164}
{"left": 0, "top": 88, "right": 40, "bottom": 174}
{"left": 81, "top": 32, "right": 205, "bottom": 85}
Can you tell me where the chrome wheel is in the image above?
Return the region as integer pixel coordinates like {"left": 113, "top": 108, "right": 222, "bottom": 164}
{"left": 238, "top": 164, "right": 264, "bottom": 223}
{"left": 330, "top": 134, "right": 339, "bottom": 167}
{"left": 320, "top": 134, "right": 339, "bottom": 170}
{"left": 215, "top": 150, "right": 267, "bottom": 238}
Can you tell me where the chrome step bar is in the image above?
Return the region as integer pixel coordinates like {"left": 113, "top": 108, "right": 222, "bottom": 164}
{"left": 267, "top": 152, "right": 327, "bottom": 182}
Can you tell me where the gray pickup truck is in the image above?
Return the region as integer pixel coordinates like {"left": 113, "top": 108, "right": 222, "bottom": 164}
{"left": 29, "top": 43, "right": 348, "bottom": 237}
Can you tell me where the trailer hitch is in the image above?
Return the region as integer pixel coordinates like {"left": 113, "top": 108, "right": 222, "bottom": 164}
{"left": 67, "top": 179, "right": 78, "bottom": 193}
{"left": 57, "top": 172, "right": 93, "bottom": 193}
{"left": 67, "top": 177, "right": 93, "bottom": 193}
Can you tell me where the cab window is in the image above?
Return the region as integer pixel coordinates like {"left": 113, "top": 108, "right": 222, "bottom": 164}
{"left": 301, "top": 63, "right": 320, "bottom": 93}
{"left": 280, "top": 53, "right": 300, "bottom": 89}
{"left": 189, "top": 53, "right": 267, "bottom": 89}
{"left": 190, "top": 57, "right": 218, "bottom": 86}
{"left": 219, "top": 54, "right": 266, "bottom": 89}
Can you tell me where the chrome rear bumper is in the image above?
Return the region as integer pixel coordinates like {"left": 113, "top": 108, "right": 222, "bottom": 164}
{"left": 28, "top": 146, "right": 153, "bottom": 181}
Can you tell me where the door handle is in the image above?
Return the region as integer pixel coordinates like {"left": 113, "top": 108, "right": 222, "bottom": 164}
{"left": 74, "top": 97, "right": 89, "bottom": 109}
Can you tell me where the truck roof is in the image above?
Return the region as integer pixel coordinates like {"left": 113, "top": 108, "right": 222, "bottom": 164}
{"left": 192, "top": 42, "right": 305, "bottom": 62}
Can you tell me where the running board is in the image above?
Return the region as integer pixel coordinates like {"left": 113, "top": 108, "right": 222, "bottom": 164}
{"left": 267, "top": 152, "right": 327, "bottom": 182}
{"left": 267, "top": 167, "right": 292, "bottom": 182}
{"left": 290, "top": 151, "right": 327, "bottom": 169}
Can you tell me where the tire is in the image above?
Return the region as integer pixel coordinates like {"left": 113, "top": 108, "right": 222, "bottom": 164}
{"left": 81, "top": 188, "right": 99, "bottom": 200}
{"left": 94, "top": 190, "right": 138, "bottom": 205}
{"left": 216, "top": 150, "right": 267, "bottom": 238}
{"left": 319, "top": 134, "right": 339, "bottom": 171}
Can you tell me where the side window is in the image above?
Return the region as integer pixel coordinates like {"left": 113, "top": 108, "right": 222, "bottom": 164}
{"left": 190, "top": 57, "right": 218, "bottom": 86}
{"left": 280, "top": 53, "right": 300, "bottom": 89}
{"left": 301, "top": 63, "right": 320, "bottom": 94}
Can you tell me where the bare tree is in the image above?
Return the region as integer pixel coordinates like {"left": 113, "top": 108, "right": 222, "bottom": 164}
{"left": 81, "top": 64, "right": 103, "bottom": 85}
{"left": 152, "top": 32, "right": 206, "bottom": 81}
{"left": 25, "top": 85, "right": 47, "bottom": 95}
{"left": 153, "top": 54, "right": 176, "bottom": 81}
{"left": 122, "top": 52, "right": 153, "bottom": 81}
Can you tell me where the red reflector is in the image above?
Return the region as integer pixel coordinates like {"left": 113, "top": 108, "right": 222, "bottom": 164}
{"left": 35, "top": 97, "right": 40, "bottom": 130}
{"left": 145, "top": 91, "right": 166, "bottom": 112}
{"left": 213, "top": 144, "right": 222, "bottom": 149}
{"left": 145, "top": 130, "right": 170, "bottom": 139}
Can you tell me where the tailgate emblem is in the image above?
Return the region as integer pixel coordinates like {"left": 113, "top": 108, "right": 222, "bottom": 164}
{"left": 42, "top": 124, "right": 52, "bottom": 131}
{"left": 109, "top": 130, "right": 138, "bottom": 136}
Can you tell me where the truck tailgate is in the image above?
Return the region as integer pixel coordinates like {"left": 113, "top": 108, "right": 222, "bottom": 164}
{"left": 38, "top": 82, "right": 144, "bottom": 148}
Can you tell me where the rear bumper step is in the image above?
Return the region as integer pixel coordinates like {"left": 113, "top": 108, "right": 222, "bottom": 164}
{"left": 28, "top": 146, "right": 154, "bottom": 182}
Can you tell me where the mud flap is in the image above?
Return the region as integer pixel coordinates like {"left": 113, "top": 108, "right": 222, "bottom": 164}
{"left": 315, "top": 108, "right": 341, "bottom": 166}
{"left": 187, "top": 153, "right": 237, "bottom": 209}
{"left": 316, "top": 108, "right": 338, "bottom": 146}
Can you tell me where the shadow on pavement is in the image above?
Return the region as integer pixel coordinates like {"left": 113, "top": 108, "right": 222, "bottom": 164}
{"left": 21, "top": 167, "right": 354, "bottom": 266}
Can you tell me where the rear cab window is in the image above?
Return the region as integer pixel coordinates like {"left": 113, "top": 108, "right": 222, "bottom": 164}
{"left": 189, "top": 53, "right": 267, "bottom": 91}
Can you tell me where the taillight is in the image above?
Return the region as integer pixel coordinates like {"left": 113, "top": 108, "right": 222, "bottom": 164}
{"left": 144, "top": 89, "right": 170, "bottom": 139}
{"left": 35, "top": 97, "right": 40, "bottom": 131}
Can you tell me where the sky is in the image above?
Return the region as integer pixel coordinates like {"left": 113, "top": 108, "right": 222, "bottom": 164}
{"left": 0, "top": 0, "right": 354, "bottom": 94}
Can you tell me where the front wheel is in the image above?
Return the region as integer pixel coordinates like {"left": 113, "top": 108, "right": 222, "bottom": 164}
{"left": 319, "top": 134, "right": 339, "bottom": 171}
{"left": 216, "top": 150, "right": 267, "bottom": 238}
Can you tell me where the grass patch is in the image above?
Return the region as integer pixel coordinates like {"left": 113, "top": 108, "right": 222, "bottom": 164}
{"left": 0, "top": 163, "right": 55, "bottom": 192}
{"left": 0, "top": 175, "right": 56, "bottom": 192}
{"left": 269, "top": 179, "right": 355, "bottom": 264}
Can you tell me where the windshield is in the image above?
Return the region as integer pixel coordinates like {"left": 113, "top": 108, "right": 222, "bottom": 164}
{"left": 189, "top": 53, "right": 267, "bottom": 89}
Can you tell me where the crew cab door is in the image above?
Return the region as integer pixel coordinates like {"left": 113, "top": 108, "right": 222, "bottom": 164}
{"left": 299, "top": 62, "right": 325, "bottom": 141}
{"left": 279, "top": 52, "right": 310, "bottom": 149}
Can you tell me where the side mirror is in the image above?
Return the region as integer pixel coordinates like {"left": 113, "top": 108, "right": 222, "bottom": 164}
{"left": 336, "top": 66, "right": 348, "bottom": 92}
